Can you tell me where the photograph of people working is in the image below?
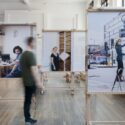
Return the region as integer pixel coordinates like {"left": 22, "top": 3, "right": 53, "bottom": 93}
{"left": 5, "top": 46, "right": 23, "bottom": 78}
{"left": 0, "top": 46, "right": 23, "bottom": 78}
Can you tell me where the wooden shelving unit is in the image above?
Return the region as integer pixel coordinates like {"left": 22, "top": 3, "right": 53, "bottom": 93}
{"left": 65, "top": 31, "right": 71, "bottom": 71}
{"left": 59, "top": 31, "right": 65, "bottom": 71}
{"left": 59, "top": 31, "right": 71, "bottom": 71}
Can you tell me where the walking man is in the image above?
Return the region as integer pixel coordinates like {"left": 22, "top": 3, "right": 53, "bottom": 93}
{"left": 20, "top": 37, "right": 44, "bottom": 124}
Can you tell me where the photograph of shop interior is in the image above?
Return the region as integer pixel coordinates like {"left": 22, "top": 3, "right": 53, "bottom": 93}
{"left": 88, "top": 12, "right": 125, "bottom": 93}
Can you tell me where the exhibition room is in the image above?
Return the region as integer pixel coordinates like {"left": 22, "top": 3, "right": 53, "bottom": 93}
{"left": 0, "top": 0, "right": 125, "bottom": 125}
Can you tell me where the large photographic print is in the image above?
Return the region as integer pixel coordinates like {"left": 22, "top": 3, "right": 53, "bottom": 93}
{"left": 88, "top": 11, "right": 125, "bottom": 93}
{"left": 42, "top": 31, "right": 85, "bottom": 72}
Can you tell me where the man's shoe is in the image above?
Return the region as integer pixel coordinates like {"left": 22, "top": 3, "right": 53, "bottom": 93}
{"left": 25, "top": 118, "right": 37, "bottom": 124}
{"left": 25, "top": 122, "right": 31, "bottom": 125}
{"left": 29, "top": 118, "right": 37, "bottom": 124}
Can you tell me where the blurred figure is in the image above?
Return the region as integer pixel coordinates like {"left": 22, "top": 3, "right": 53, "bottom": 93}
{"left": 115, "top": 38, "right": 125, "bottom": 81}
{"left": 20, "top": 37, "right": 44, "bottom": 124}
{"left": 6, "top": 46, "right": 23, "bottom": 78}
{"left": 51, "top": 47, "right": 60, "bottom": 71}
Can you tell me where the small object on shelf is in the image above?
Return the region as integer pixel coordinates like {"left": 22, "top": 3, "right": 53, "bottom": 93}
{"left": 64, "top": 72, "right": 72, "bottom": 83}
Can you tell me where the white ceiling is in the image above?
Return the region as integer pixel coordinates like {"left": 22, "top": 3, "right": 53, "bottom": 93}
{"left": 0, "top": 0, "right": 20, "bottom": 2}
{"left": 0, "top": 0, "right": 87, "bottom": 14}
{"left": 0, "top": 0, "right": 86, "bottom": 3}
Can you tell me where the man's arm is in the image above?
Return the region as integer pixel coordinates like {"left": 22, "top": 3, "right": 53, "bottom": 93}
{"left": 121, "top": 44, "right": 125, "bottom": 47}
{"left": 31, "top": 66, "right": 44, "bottom": 89}
{"left": 10, "top": 61, "right": 20, "bottom": 74}
{"left": 51, "top": 57, "right": 56, "bottom": 70}
{"left": 10, "top": 64, "right": 17, "bottom": 74}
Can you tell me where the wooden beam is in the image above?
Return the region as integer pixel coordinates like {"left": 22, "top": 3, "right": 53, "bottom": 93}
{"left": 0, "top": 23, "right": 36, "bottom": 27}
{"left": 42, "top": 29, "right": 87, "bottom": 32}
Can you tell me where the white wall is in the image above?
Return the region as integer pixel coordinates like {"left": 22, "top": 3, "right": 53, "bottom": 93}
{"left": 43, "top": 3, "right": 85, "bottom": 30}
{"left": 42, "top": 32, "right": 85, "bottom": 71}
{"left": 2, "top": 2, "right": 85, "bottom": 65}
{"left": 4, "top": 10, "right": 43, "bottom": 64}
{"left": 3, "top": 26, "right": 31, "bottom": 59}
{"left": 71, "top": 32, "right": 85, "bottom": 71}
{"left": 42, "top": 32, "right": 59, "bottom": 71}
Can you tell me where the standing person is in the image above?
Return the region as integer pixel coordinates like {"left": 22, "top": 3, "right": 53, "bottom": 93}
{"left": 115, "top": 38, "right": 125, "bottom": 80}
{"left": 20, "top": 37, "right": 44, "bottom": 124}
{"left": 6, "top": 46, "right": 23, "bottom": 78}
{"left": 51, "top": 47, "right": 60, "bottom": 71}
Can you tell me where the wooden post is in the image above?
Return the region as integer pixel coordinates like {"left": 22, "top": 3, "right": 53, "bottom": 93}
{"left": 85, "top": 94, "right": 91, "bottom": 125}
{"left": 71, "top": 72, "right": 75, "bottom": 95}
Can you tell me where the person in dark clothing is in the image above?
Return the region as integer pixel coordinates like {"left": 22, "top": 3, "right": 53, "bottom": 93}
{"left": 6, "top": 46, "right": 23, "bottom": 78}
{"left": 51, "top": 47, "right": 60, "bottom": 71}
{"left": 115, "top": 38, "right": 125, "bottom": 80}
{"left": 20, "top": 37, "right": 44, "bottom": 124}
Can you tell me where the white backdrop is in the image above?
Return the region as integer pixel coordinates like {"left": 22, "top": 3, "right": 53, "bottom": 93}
{"left": 42, "top": 32, "right": 59, "bottom": 71}
{"left": 42, "top": 32, "right": 85, "bottom": 71}
{"left": 71, "top": 32, "right": 85, "bottom": 71}
{"left": 3, "top": 26, "right": 31, "bottom": 59}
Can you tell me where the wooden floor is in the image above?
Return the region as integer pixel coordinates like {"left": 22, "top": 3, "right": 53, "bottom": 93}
{"left": 0, "top": 89, "right": 84, "bottom": 125}
{"left": 0, "top": 73, "right": 125, "bottom": 125}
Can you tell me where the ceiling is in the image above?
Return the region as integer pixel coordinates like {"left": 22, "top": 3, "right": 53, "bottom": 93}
{"left": 0, "top": 0, "right": 87, "bottom": 14}
{"left": 0, "top": 0, "right": 86, "bottom": 3}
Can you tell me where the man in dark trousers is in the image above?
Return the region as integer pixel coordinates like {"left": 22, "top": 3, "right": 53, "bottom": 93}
{"left": 20, "top": 37, "right": 44, "bottom": 124}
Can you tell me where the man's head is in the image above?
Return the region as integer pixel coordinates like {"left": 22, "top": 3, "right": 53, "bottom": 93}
{"left": 13, "top": 46, "right": 23, "bottom": 55}
{"left": 26, "top": 37, "right": 35, "bottom": 49}
{"left": 53, "top": 46, "right": 58, "bottom": 53}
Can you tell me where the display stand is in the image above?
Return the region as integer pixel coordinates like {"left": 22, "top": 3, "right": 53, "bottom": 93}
{"left": 86, "top": 8, "right": 125, "bottom": 125}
